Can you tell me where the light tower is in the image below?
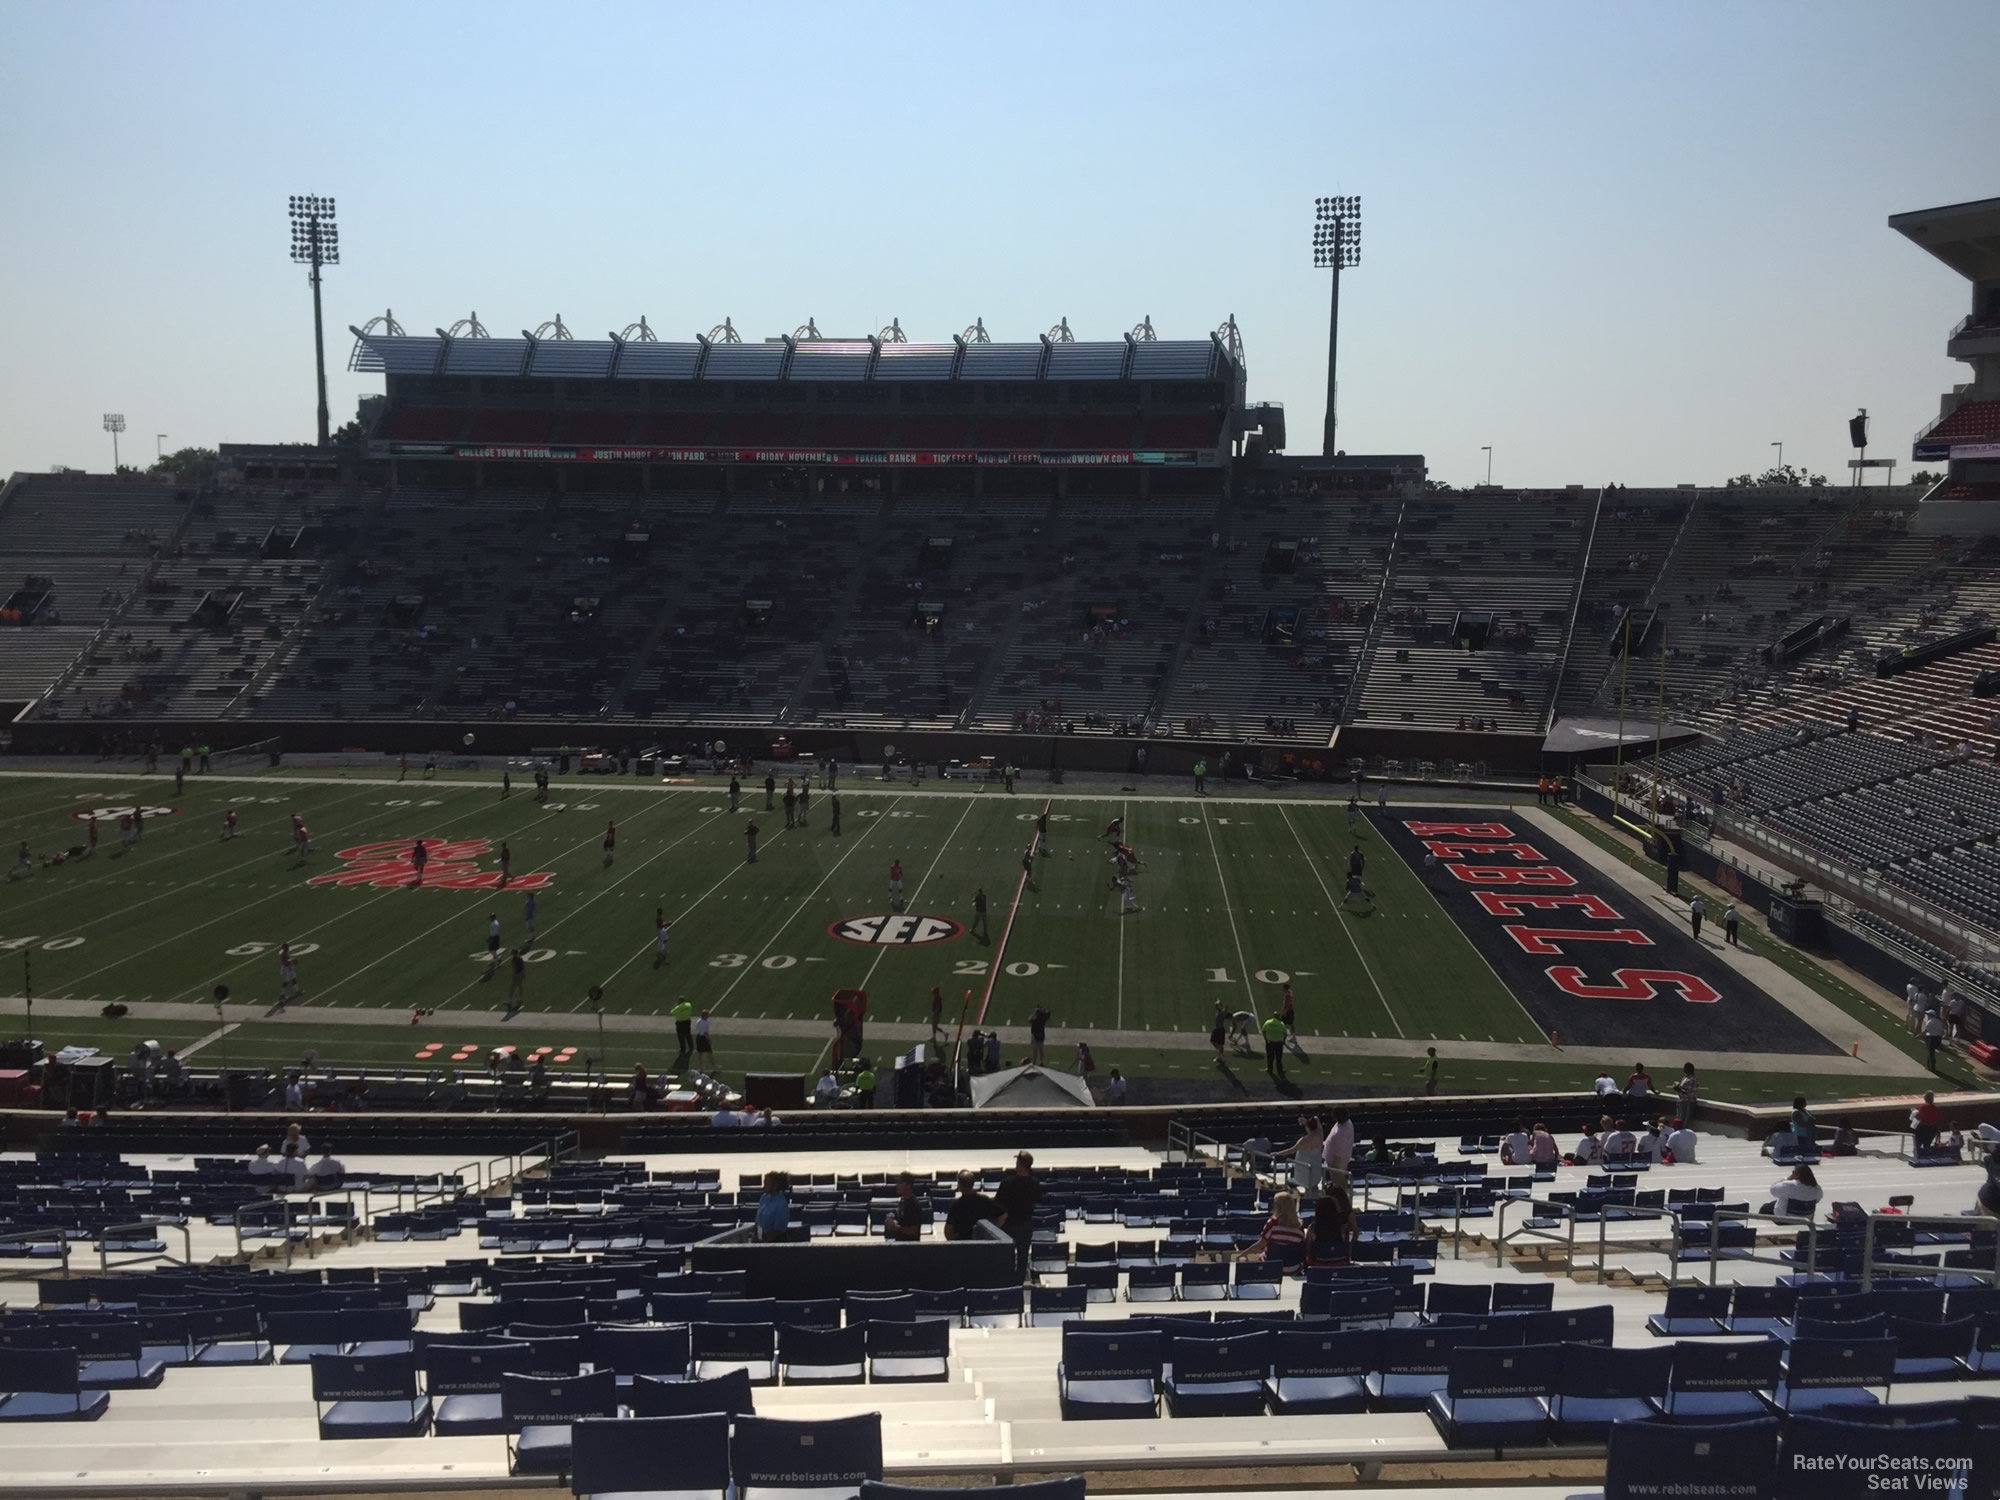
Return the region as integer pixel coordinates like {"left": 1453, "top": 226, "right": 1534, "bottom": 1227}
{"left": 102, "top": 413, "right": 125, "bottom": 471}
{"left": 288, "top": 194, "right": 340, "bottom": 447}
{"left": 1313, "top": 195, "right": 1362, "bottom": 457}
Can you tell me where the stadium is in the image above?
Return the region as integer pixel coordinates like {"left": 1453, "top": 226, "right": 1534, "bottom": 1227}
{"left": 5, "top": 35, "right": 2000, "bottom": 1493}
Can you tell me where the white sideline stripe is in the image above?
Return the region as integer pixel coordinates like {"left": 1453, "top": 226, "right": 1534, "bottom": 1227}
{"left": 177, "top": 1021, "right": 239, "bottom": 1059}
{"left": 1197, "top": 802, "right": 1259, "bottom": 1018}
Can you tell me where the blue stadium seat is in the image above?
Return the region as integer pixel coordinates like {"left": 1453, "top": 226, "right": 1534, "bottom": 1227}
{"left": 779, "top": 1325, "right": 866, "bottom": 1386}
{"left": 589, "top": 1324, "right": 690, "bottom": 1385}
{"left": 426, "top": 1341, "right": 536, "bottom": 1437}
{"left": 1027, "top": 1287, "right": 1087, "bottom": 1328}
{"left": 1070, "top": 1264, "right": 1118, "bottom": 1303}
{"left": 731, "top": 1413, "right": 883, "bottom": 1500}
{"left": 776, "top": 1299, "right": 842, "bottom": 1330}
{"left": 1525, "top": 1305, "right": 1614, "bottom": 1346}
{"left": 571, "top": 1413, "right": 730, "bottom": 1500}
{"left": 1548, "top": 1342, "right": 1673, "bottom": 1440}
{"left": 1231, "top": 1260, "right": 1284, "bottom": 1299}
{"left": 504, "top": 1369, "right": 620, "bottom": 1474}
{"left": 1650, "top": 1338, "right": 1784, "bottom": 1420}
{"left": 1057, "top": 1327, "right": 1162, "bottom": 1419}
{"left": 1426, "top": 1342, "right": 1559, "bottom": 1447}
{"left": 966, "top": 1287, "right": 1025, "bottom": 1328}
{"left": 628, "top": 1368, "right": 756, "bottom": 1418}
{"left": 912, "top": 1289, "right": 966, "bottom": 1324}
{"left": 845, "top": 1292, "right": 916, "bottom": 1324}
{"left": 269, "top": 1307, "right": 351, "bottom": 1364}
{"left": 1596, "top": 1417, "right": 1779, "bottom": 1500}
{"left": 1645, "top": 1285, "right": 1729, "bottom": 1337}
{"left": 1177, "top": 1262, "right": 1228, "bottom": 1302}
{"left": 1766, "top": 1335, "right": 1897, "bottom": 1414}
{"left": 1726, "top": 1283, "right": 1796, "bottom": 1335}
{"left": 311, "top": 1351, "right": 431, "bottom": 1440}
{"left": 1163, "top": 1331, "right": 1269, "bottom": 1417}
{"left": 343, "top": 1305, "right": 418, "bottom": 1358}
{"left": 1125, "top": 1264, "right": 1177, "bottom": 1302}
{"left": 1265, "top": 1326, "right": 1376, "bottom": 1414}
{"left": 0, "top": 1348, "right": 109, "bottom": 1422}
{"left": 692, "top": 1322, "right": 778, "bottom": 1384}
{"left": 865, "top": 1320, "right": 950, "bottom": 1383}
{"left": 186, "top": 1304, "right": 272, "bottom": 1366}
{"left": 1491, "top": 1282, "right": 1556, "bottom": 1314}
{"left": 67, "top": 1324, "right": 166, "bottom": 1390}
{"left": 1366, "top": 1326, "right": 1476, "bottom": 1411}
{"left": 1890, "top": 1316, "right": 1975, "bottom": 1382}
{"left": 1425, "top": 1283, "right": 1491, "bottom": 1320}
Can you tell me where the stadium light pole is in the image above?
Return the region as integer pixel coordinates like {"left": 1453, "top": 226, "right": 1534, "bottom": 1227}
{"left": 288, "top": 195, "right": 340, "bottom": 448}
{"left": 156, "top": 433, "right": 167, "bottom": 463}
{"left": 1482, "top": 445, "right": 1493, "bottom": 487}
{"left": 1771, "top": 440, "right": 1783, "bottom": 474}
{"left": 1313, "top": 195, "right": 1361, "bottom": 457}
{"left": 102, "top": 413, "right": 125, "bottom": 472}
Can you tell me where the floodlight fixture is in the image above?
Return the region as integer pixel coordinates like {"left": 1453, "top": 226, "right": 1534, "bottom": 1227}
{"left": 287, "top": 193, "right": 341, "bottom": 447}
{"left": 1311, "top": 193, "right": 1363, "bottom": 455}
{"left": 102, "top": 413, "right": 125, "bottom": 471}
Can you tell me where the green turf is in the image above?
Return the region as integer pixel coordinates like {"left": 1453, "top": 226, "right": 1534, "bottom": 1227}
{"left": 0, "top": 768, "right": 1941, "bottom": 1105}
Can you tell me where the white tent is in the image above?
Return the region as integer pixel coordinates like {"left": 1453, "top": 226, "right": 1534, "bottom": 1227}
{"left": 969, "top": 1064, "right": 1095, "bottom": 1110}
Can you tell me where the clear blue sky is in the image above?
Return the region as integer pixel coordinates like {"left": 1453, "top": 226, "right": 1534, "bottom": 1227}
{"left": 2, "top": 1, "right": 1994, "bottom": 487}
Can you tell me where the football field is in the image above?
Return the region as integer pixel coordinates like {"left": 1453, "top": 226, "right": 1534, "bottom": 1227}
{"left": 0, "top": 765, "right": 1942, "bottom": 1104}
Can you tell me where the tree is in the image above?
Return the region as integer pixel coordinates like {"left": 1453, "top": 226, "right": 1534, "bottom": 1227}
{"left": 1909, "top": 470, "right": 1942, "bottom": 487}
{"left": 1423, "top": 478, "right": 1456, "bottom": 493}
{"left": 115, "top": 463, "right": 144, "bottom": 477}
{"left": 147, "top": 446, "right": 221, "bottom": 486}
{"left": 1724, "top": 463, "right": 1827, "bottom": 489}
{"left": 331, "top": 418, "right": 366, "bottom": 463}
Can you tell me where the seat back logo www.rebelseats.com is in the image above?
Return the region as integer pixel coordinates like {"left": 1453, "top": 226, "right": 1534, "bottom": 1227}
{"left": 828, "top": 914, "right": 964, "bottom": 946}
{"left": 308, "top": 837, "right": 554, "bottom": 891}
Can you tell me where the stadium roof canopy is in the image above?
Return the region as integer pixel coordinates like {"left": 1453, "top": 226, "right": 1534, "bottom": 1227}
{"left": 1889, "top": 196, "right": 2000, "bottom": 282}
{"left": 351, "top": 329, "right": 1234, "bottom": 384}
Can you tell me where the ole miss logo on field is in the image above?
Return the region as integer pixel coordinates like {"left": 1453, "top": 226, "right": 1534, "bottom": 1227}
{"left": 827, "top": 914, "right": 964, "bottom": 946}
{"left": 308, "top": 837, "right": 555, "bottom": 891}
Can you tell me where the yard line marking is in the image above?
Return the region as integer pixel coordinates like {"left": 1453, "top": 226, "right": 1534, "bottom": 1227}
{"left": 1115, "top": 797, "right": 1130, "bottom": 1030}
{"left": 1278, "top": 803, "right": 1399, "bottom": 1037}
{"left": 315, "top": 795, "right": 687, "bottom": 1008}
{"left": 972, "top": 797, "right": 1046, "bottom": 1030}
{"left": 709, "top": 796, "right": 906, "bottom": 1018}
{"left": 177, "top": 1021, "right": 239, "bottom": 1059}
{"left": 591, "top": 819, "right": 800, "bottom": 993}
{"left": 1197, "top": 802, "right": 1258, "bottom": 1017}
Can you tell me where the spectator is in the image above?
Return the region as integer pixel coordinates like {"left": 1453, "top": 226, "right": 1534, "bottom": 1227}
{"left": 1604, "top": 1119, "right": 1638, "bottom": 1157}
{"left": 277, "top": 1142, "right": 308, "bottom": 1191}
{"left": 1281, "top": 1114, "right": 1325, "bottom": 1195}
{"left": 1593, "top": 1069, "right": 1618, "bottom": 1096}
{"left": 1502, "top": 1119, "right": 1532, "bottom": 1165}
{"left": 1571, "top": 1122, "right": 1602, "bottom": 1164}
{"left": 883, "top": 1172, "right": 928, "bottom": 1242}
{"left": 1790, "top": 1096, "right": 1818, "bottom": 1147}
{"left": 1304, "top": 1187, "right": 1355, "bottom": 1268}
{"left": 1103, "top": 1067, "right": 1127, "bottom": 1106}
{"left": 283, "top": 1121, "right": 312, "bottom": 1158}
{"left": 1665, "top": 1119, "right": 1698, "bottom": 1164}
{"left": 711, "top": 1103, "right": 744, "bottom": 1126}
{"left": 1321, "top": 1108, "right": 1355, "bottom": 1187}
{"left": 1237, "top": 1190, "right": 1306, "bottom": 1264}
{"left": 943, "top": 1171, "right": 997, "bottom": 1240}
{"left": 1637, "top": 1121, "right": 1667, "bottom": 1163}
{"left": 1923, "top": 1006, "right": 1946, "bottom": 1071}
{"left": 814, "top": 1071, "right": 841, "bottom": 1106}
{"left": 248, "top": 1143, "right": 280, "bottom": 1181}
{"left": 1979, "top": 1146, "right": 2000, "bottom": 1220}
{"left": 1833, "top": 1119, "right": 1860, "bottom": 1156}
{"left": 1914, "top": 1091, "right": 1943, "bottom": 1153}
{"left": 1529, "top": 1123, "right": 1560, "bottom": 1167}
{"left": 993, "top": 1152, "right": 1041, "bottom": 1278}
{"left": 754, "top": 1171, "right": 791, "bottom": 1241}
{"left": 1769, "top": 1164, "right": 1822, "bottom": 1219}
{"left": 626, "top": 1066, "right": 652, "bottom": 1110}
{"left": 308, "top": 1145, "right": 345, "bottom": 1189}
{"left": 1676, "top": 1063, "right": 1699, "bottom": 1123}
{"left": 1626, "top": 1063, "right": 1653, "bottom": 1099}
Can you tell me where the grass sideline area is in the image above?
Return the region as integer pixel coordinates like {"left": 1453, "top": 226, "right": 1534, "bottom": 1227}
{"left": 0, "top": 765, "right": 1941, "bottom": 1106}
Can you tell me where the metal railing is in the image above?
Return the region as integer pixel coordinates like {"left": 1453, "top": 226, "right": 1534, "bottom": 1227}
{"left": 0, "top": 1226, "right": 71, "bottom": 1276}
{"left": 1670, "top": 1207, "right": 1820, "bottom": 1287}
{"left": 1855, "top": 1211, "right": 2000, "bottom": 1290}
{"left": 97, "top": 1218, "right": 192, "bottom": 1274}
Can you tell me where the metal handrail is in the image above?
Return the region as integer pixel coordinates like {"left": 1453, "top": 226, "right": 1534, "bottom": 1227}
{"left": 0, "top": 1225, "right": 72, "bottom": 1276}
{"left": 1856, "top": 1210, "right": 2000, "bottom": 1291}
{"left": 97, "top": 1217, "right": 192, "bottom": 1273}
{"left": 1492, "top": 1194, "right": 1578, "bottom": 1268}
{"left": 1671, "top": 1206, "right": 1820, "bottom": 1287}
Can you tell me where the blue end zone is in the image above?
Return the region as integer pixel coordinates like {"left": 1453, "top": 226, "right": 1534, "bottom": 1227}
{"left": 1370, "top": 808, "right": 1841, "bottom": 1057}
